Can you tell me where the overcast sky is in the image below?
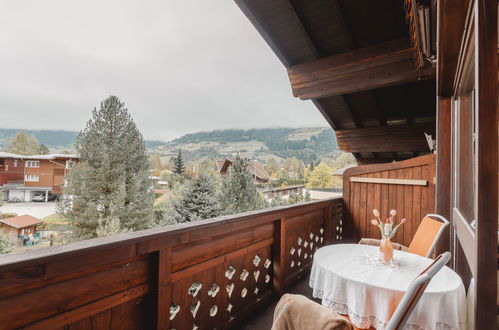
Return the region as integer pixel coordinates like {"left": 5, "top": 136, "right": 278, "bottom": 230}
{"left": 0, "top": 0, "right": 328, "bottom": 141}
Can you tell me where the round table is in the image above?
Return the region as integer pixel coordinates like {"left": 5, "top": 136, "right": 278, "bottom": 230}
{"left": 310, "top": 244, "right": 466, "bottom": 330}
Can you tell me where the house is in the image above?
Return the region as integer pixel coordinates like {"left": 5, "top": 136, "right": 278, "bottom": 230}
{"left": 0, "top": 214, "right": 41, "bottom": 244}
{"left": 261, "top": 184, "right": 304, "bottom": 201}
{"left": 0, "top": 0, "right": 495, "bottom": 329}
{"left": 0, "top": 152, "right": 78, "bottom": 202}
{"left": 216, "top": 158, "right": 270, "bottom": 183}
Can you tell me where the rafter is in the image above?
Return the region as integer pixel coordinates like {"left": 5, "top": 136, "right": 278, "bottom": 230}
{"left": 335, "top": 123, "right": 435, "bottom": 153}
{"left": 287, "top": 38, "right": 436, "bottom": 100}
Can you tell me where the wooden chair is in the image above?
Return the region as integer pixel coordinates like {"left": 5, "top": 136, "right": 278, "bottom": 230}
{"left": 359, "top": 214, "right": 450, "bottom": 258}
{"left": 271, "top": 252, "right": 451, "bottom": 330}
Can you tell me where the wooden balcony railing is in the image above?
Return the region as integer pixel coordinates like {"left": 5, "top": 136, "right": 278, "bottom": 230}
{"left": 0, "top": 197, "right": 343, "bottom": 330}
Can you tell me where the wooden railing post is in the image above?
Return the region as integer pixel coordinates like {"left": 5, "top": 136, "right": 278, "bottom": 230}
{"left": 272, "top": 217, "right": 286, "bottom": 295}
{"left": 324, "top": 205, "right": 334, "bottom": 245}
{"left": 156, "top": 248, "right": 171, "bottom": 330}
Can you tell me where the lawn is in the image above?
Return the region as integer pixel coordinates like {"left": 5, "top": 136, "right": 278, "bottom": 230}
{"left": 39, "top": 213, "right": 69, "bottom": 230}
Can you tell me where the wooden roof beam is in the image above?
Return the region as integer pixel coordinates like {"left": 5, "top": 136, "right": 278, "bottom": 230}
{"left": 287, "top": 38, "right": 436, "bottom": 100}
{"left": 335, "top": 122, "right": 435, "bottom": 153}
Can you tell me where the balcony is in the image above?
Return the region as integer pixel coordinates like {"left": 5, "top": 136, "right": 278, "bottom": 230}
{"left": 0, "top": 155, "right": 450, "bottom": 329}
{"left": 0, "top": 196, "right": 342, "bottom": 329}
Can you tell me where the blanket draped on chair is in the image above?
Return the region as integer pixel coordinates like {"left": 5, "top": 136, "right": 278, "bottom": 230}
{"left": 271, "top": 294, "right": 353, "bottom": 330}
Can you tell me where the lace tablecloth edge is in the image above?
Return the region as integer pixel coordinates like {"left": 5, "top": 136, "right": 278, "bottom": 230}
{"left": 311, "top": 286, "right": 462, "bottom": 330}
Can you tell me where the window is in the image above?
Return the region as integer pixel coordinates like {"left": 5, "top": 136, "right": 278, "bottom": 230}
{"left": 26, "top": 161, "right": 40, "bottom": 168}
{"left": 13, "top": 160, "right": 17, "bottom": 167}
{"left": 25, "top": 174, "right": 39, "bottom": 182}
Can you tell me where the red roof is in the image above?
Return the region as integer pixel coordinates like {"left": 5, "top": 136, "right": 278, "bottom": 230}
{"left": 216, "top": 159, "right": 270, "bottom": 180}
{"left": 0, "top": 215, "right": 41, "bottom": 229}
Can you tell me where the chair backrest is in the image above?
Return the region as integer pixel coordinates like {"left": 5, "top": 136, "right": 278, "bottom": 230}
{"left": 385, "top": 252, "right": 451, "bottom": 330}
{"left": 407, "top": 214, "right": 449, "bottom": 258}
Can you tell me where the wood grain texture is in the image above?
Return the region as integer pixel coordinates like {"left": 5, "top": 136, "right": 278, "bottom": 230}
{"left": 0, "top": 198, "right": 342, "bottom": 329}
{"left": 343, "top": 155, "right": 436, "bottom": 247}
{"left": 335, "top": 123, "right": 435, "bottom": 154}
{"left": 287, "top": 38, "right": 435, "bottom": 99}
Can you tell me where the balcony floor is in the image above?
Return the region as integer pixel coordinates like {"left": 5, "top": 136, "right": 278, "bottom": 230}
{"left": 242, "top": 275, "right": 319, "bottom": 330}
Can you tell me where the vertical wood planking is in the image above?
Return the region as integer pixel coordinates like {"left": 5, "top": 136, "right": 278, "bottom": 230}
{"left": 403, "top": 167, "right": 413, "bottom": 244}
{"left": 343, "top": 155, "right": 436, "bottom": 247}
{"left": 366, "top": 174, "right": 375, "bottom": 240}
{"left": 412, "top": 166, "right": 422, "bottom": 240}
{"left": 359, "top": 178, "right": 368, "bottom": 243}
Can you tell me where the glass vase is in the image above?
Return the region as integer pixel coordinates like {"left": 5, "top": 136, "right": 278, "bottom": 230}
{"left": 379, "top": 237, "right": 394, "bottom": 264}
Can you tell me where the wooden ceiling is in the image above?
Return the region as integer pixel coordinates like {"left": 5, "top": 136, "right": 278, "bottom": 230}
{"left": 235, "top": 0, "right": 437, "bottom": 164}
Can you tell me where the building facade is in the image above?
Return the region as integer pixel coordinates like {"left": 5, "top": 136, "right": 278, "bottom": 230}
{"left": 0, "top": 152, "right": 77, "bottom": 202}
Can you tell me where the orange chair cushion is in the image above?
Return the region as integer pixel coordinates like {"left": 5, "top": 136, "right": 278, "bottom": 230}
{"left": 406, "top": 216, "right": 444, "bottom": 257}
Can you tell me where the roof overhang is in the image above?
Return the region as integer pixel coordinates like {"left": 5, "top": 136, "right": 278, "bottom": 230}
{"left": 235, "top": 0, "right": 437, "bottom": 164}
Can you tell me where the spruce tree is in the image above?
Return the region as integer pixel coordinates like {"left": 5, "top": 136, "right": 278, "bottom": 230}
{"left": 220, "top": 156, "right": 266, "bottom": 215}
{"left": 173, "top": 149, "right": 185, "bottom": 175}
{"left": 171, "top": 174, "right": 221, "bottom": 223}
{"left": 61, "top": 96, "right": 154, "bottom": 239}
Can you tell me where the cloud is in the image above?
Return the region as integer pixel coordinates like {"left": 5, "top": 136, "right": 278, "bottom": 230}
{"left": 0, "top": 0, "right": 327, "bottom": 141}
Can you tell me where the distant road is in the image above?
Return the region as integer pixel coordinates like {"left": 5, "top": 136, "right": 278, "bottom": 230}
{"left": 0, "top": 202, "right": 56, "bottom": 219}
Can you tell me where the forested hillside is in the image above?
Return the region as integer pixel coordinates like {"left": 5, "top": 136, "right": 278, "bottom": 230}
{"left": 156, "top": 127, "right": 340, "bottom": 164}
{"left": 0, "top": 127, "right": 340, "bottom": 164}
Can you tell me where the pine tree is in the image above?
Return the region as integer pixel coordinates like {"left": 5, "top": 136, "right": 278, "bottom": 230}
{"left": 60, "top": 96, "right": 154, "bottom": 239}
{"left": 173, "top": 149, "right": 185, "bottom": 175}
{"left": 220, "top": 156, "right": 266, "bottom": 215}
{"left": 171, "top": 174, "right": 221, "bottom": 223}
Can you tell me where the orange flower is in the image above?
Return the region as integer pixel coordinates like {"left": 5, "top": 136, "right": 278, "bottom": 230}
{"left": 371, "top": 219, "right": 378, "bottom": 225}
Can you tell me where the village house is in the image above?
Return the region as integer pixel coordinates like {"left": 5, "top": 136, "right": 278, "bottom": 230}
{"left": 0, "top": 214, "right": 41, "bottom": 244}
{"left": 0, "top": 152, "right": 78, "bottom": 202}
{"left": 216, "top": 158, "right": 270, "bottom": 183}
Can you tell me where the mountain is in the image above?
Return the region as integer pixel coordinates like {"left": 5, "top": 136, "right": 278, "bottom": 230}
{"left": 152, "top": 127, "right": 340, "bottom": 164}
{"left": 0, "top": 127, "right": 341, "bottom": 164}
{"left": 0, "top": 128, "right": 165, "bottom": 151}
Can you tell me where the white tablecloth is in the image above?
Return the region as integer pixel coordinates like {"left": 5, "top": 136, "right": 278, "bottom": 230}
{"left": 310, "top": 244, "right": 466, "bottom": 330}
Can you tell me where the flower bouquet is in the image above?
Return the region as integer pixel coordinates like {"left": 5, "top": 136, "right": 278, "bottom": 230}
{"left": 370, "top": 209, "right": 406, "bottom": 263}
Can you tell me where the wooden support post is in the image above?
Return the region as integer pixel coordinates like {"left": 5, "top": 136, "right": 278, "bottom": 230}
{"left": 156, "top": 248, "right": 171, "bottom": 330}
{"left": 272, "top": 218, "right": 286, "bottom": 295}
{"left": 474, "top": 0, "right": 498, "bottom": 327}
{"left": 435, "top": 97, "right": 451, "bottom": 255}
{"left": 324, "top": 206, "right": 334, "bottom": 245}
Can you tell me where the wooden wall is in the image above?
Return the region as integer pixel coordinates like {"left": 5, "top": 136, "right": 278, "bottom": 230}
{"left": 0, "top": 198, "right": 342, "bottom": 330}
{"left": 342, "top": 154, "right": 435, "bottom": 247}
